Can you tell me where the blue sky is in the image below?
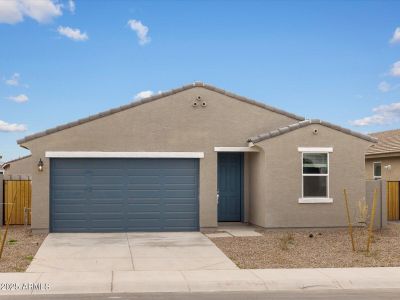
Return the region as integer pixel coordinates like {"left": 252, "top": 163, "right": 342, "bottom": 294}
{"left": 1, "top": 0, "right": 400, "bottom": 161}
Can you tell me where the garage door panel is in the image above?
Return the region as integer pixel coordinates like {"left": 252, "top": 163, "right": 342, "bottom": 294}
{"left": 127, "top": 176, "right": 160, "bottom": 184}
{"left": 90, "top": 213, "right": 124, "bottom": 218}
{"left": 164, "top": 176, "right": 196, "bottom": 184}
{"left": 126, "top": 197, "right": 160, "bottom": 204}
{"left": 91, "top": 176, "right": 124, "bottom": 185}
{"left": 52, "top": 176, "right": 86, "bottom": 185}
{"left": 54, "top": 221, "right": 89, "bottom": 231}
{"left": 127, "top": 190, "right": 162, "bottom": 198}
{"left": 128, "top": 204, "right": 162, "bottom": 211}
{"left": 165, "top": 204, "right": 197, "bottom": 212}
{"left": 51, "top": 158, "right": 199, "bottom": 232}
{"left": 53, "top": 212, "right": 88, "bottom": 220}
{"left": 54, "top": 204, "right": 86, "bottom": 213}
{"left": 164, "top": 190, "right": 196, "bottom": 198}
{"left": 89, "top": 204, "right": 124, "bottom": 212}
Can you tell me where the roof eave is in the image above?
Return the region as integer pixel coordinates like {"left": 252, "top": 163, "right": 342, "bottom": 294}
{"left": 248, "top": 119, "right": 377, "bottom": 144}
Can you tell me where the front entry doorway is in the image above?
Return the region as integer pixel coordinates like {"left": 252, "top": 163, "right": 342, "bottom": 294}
{"left": 217, "top": 152, "right": 243, "bottom": 222}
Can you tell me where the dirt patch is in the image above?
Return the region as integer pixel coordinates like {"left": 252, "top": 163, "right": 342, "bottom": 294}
{"left": 210, "top": 223, "right": 400, "bottom": 269}
{"left": 0, "top": 226, "right": 47, "bottom": 272}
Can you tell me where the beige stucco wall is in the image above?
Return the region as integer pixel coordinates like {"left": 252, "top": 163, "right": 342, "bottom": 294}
{"left": 21, "top": 87, "right": 300, "bottom": 231}
{"left": 3, "top": 156, "right": 32, "bottom": 177}
{"left": 366, "top": 156, "right": 400, "bottom": 181}
{"left": 251, "top": 124, "right": 371, "bottom": 228}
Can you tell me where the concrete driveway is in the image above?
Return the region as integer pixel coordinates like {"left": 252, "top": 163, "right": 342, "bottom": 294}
{"left": 27, "top": 232, "right": 238, "bottom": 272}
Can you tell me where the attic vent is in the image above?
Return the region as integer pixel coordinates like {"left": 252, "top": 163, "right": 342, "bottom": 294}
{"left": 193, "top": 96, "right": 207, "bottom": 108}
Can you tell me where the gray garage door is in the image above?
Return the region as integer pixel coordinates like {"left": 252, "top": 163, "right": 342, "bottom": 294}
{"left": 50, "top": 158, "right": 199, "bottom": 232}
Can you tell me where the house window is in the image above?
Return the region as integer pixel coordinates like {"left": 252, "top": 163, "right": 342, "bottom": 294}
{"left": 373, "top": 162, "right": 381, "bottom": 179}
{"left": 298, "top": 147, "right": 333, "bottom": 203}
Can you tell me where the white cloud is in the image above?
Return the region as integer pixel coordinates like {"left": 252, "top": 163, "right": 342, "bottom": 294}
{"left": 390, "top": 27, "right": 400, "bottom": 44}
{"left": 67, "top": 0, "right": 75, "bottom": 13}
{"left": 134, "top": 90, "right": 154, "bottom": 100}
{"left": 391, "top": 61, "right": 400, "bottom": 77}
{"left": 0, "top": 120, "right": 27, "bottom": 132}
{"left": 127, "top": 19, "right": 151, "bottom": 45}
{"left": 378, "top": 81, "right": 391, "bottom": 93}
{"left": 0, "top": 0, "right": 62, "bottom": 24}
{"left": 5, "top": 73, "right": 20, "bottom": 86}
{"left": 350, "top": 102, "right": 400, "bottom": 126}
{"left": 57, "top": 26, "right": 88, "bottom": 41}
{"left": 0, "top": 0, "right": 23, "bottom": 24}
{"left": 7, "top": 94, "right": 28, "bottom": 103}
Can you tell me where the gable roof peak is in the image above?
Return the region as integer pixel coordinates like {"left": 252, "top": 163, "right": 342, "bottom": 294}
{"left": 17, "top": 82, "right": 304, "bottom": 144}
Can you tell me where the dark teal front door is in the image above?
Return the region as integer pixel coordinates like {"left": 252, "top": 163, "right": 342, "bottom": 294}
{"left": 217, "top": 153, "right": 243, "bottom": 222}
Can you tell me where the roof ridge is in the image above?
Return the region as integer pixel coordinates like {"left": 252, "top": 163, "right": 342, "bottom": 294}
{"left": 248, "top": 119, "right": 377, "bottom": 143}
{"left": 17, "top": 82, "right": 304, "bottom": 144}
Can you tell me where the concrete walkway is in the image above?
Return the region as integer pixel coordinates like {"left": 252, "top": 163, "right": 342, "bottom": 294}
{"left": 27, "top": 232, "right": 237, "bottom": 272}
{"left": 2, "top": 267, "right": 400, "bottom": 295}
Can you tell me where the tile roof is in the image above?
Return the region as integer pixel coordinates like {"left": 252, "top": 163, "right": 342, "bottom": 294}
{"left": 17, "top": 82, "right": 304, "bottom": 144}
{"left": 366, "top": 129, "right": 400, "bottom": 156}
{"left": 248, "top": 119, "right": 377, "bottom": 144}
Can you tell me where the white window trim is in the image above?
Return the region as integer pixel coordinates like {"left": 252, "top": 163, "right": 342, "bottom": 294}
{"left": 214, "top": 147, "right": 259, "bottom": 152}
{"left": 299, "top": 197, "right": 333, "bottom": 204}
{"left": 298, "top": 147, "right": 333, "bottom": 153}
{"left": 45, "top": 151, "right": 205, "bottom": 158}
{"left": 373, "top": 161, "right": 382, "bottom": 179}
{"left": 299, "top": 148, "right": 332, "bottom": 204}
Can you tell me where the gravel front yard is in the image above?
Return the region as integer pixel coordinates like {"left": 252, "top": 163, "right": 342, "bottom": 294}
{"left": 0, "top": 226, "right": 47, "bottom": 272}
{"left": 210, "top": 223, "right": 400, "bottom": 269}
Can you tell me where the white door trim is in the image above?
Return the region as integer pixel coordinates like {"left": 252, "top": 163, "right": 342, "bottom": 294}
{"left": 214, "top": 147, "right": 259, "bottom": 152}
{"left": 45, "top": 151, "right": 205, "bottom": 158}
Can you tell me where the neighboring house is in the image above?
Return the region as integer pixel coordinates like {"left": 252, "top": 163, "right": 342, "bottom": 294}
{"left": 16, "top": 82, "right": 376, "bottom": 233}
{"left": 365, "top": 129, "right": 400, "bottom": 221}
{"left": 1, "top": 155, "right": 32, "bottom": 177}
{"left": 365, "top": 129, "right": 400, "bottom": 181}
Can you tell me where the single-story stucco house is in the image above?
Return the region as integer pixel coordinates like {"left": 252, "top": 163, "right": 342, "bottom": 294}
{"left": 14, "top": 82, "right": 376, "bottom": 233}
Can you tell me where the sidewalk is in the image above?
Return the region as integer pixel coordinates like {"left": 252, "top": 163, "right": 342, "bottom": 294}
{"left": 1, "top": 267, "right": 400, "bottom": 295}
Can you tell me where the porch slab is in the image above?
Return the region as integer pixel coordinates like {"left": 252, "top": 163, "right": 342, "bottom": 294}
{"left": 205, "top": 232, "right": 232, "bottom": 238}
{"left": 214, "top": 223, "right": 263, "bottom": 237}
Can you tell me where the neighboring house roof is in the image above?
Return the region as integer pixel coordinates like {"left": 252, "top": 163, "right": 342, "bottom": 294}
{"left": 1, "top": 154, "right": 32, "bottom": 169}
{"left": 366, "top": 129, "right": 400, "bottom": 156}
{"left": 17, "top": 82, "right": 305, "bottom": 144}
{"left": 248, "top": 119, "right": 377, "bottom": 144}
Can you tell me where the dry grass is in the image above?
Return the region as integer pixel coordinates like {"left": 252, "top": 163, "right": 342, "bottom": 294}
{"left": 210, "top": 223, "right": 400, "bottom": 269}
{"left": 0, "top": 226, "right": 47, "bottom": 272}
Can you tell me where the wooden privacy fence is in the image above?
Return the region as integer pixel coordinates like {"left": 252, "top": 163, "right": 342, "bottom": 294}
{"left": 3, "top": 178, "right": 32, "bottom": 225}
{"left": 387, "top": 181, "right": 400, "bottom": 221}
